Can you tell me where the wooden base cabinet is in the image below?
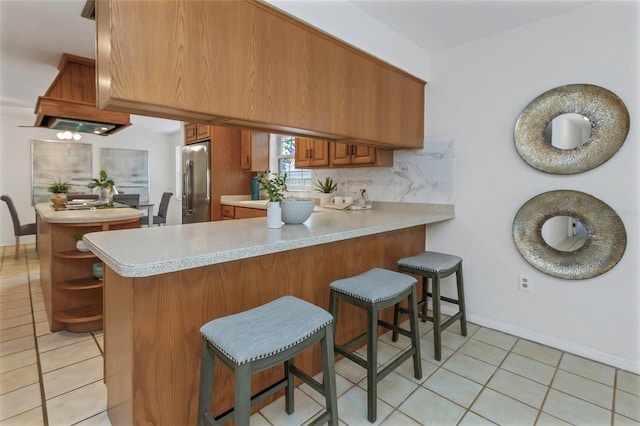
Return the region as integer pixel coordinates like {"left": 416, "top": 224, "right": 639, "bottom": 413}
{"left": 104, "top": 226, "right": 425, "bottom": 425}
{"left": 221, "top": 205, "right": 267, "bottom": 219}
{"left": 39, "top": 218, "right": 140, "bottom": 332}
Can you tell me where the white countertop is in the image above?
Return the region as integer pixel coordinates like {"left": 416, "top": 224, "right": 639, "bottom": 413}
{"left": 36, "top": 202, "right": 144, "bottom": 223}
{"left": 83, "top": 202, "right": 454, "bottom": 278}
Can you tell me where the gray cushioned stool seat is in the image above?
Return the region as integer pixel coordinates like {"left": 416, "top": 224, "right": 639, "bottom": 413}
{"left": 329, "top": 268, "right": 417, "bottom": 303}
{"left": 395, "top": 251, "right": 467, "bottom": 361}
{"left": 329, "top": 268, "right": 421, "bottom": 422}
{"left": 200, "top": 295, "right": 332, "bottom": 365}
{"left": 398, "top": 251, "right": 463, "bottom": 275}
{"left": 198, "top": 296, "right": 338, "bottom": 426}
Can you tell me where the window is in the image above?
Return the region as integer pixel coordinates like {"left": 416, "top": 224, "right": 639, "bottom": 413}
{"left": 274, "top": 135, "right": 312, "bottom": 189}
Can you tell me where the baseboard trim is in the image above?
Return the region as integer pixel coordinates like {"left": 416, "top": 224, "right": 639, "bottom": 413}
{"left": 438, "top": 305, "right": 640, "bottom": 374}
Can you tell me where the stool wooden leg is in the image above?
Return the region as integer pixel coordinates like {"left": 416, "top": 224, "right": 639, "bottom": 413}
{"left": 432, "top": 275, "right": 442, "bottom": 361}
{"left": 322, "top": 326, "right": 339, "bottom": 426}
{"left": 366, "top": 307, "right": 378, "bottom": 423}
{"left": 14, "top": 236, "right": 19, "bottom": 259}
{"left": 421, "top": 277, "right": 428, "bottom": 321}
{"left": 197, "top": 340, "right": 215, "bottom": 426}
{"left": 285, "top": 359, "right": 294, "bottom": 414}
{"left": 328, "top": 290, "right": 339, "bottom": 337}
{"left": 392, "top": 302, "right": 400, "bottom": 342}
{"left": 408, "top": 287, "right": 422, "bottom": 380}
{"left": 456, "top": 265, "right": 468, "bottom": 336}
{"left": 234, "top": 364, "right": 252, "bottom": 426}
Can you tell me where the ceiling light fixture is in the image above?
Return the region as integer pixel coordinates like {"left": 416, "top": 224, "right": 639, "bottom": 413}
{"left": 57, "top": 130, "right": 82, "bottom": 141}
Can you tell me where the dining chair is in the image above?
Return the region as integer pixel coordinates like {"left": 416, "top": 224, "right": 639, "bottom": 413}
{"left": 1, "top": 195, "right": 37, "bottom": 259}
{"left": 113, "top": 194, "right": 140, "bottom": 209}
{"left": 141, "top": 192, "right": 173, "bottom": 226}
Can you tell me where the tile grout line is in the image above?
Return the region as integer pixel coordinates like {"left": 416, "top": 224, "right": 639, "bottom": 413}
{"left": 611, "top": 369, "right": 618, "bottom": 425}
{"left": 25, "top": 244, "right": 50, "bottom": 426}
{"left": 453, "top": 331, "right": 518, "bottom": 425}
{"left": 533, "top": 347, "right": 564, "bottom": 425}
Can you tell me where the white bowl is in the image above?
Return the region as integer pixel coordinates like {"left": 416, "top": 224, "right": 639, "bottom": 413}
{"left": 281, "top": 199, "right": 315, "bottom": 224}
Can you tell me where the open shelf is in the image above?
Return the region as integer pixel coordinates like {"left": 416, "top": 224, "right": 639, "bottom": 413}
{"left": 57, "top": 277, "right": 103, "bottom": 291}
{"left": 53, "top": 304, "right": 103, "bottom": 324}
{"left": 53, "top": 250, "right": 98, "bottom": 260}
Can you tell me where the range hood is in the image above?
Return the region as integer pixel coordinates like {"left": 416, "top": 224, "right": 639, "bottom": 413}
{"left": 34, "top": 53, "right": 130, "bottom": 136}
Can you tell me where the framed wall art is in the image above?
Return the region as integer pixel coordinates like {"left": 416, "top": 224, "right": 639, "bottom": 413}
{"left": 100, "top": 148, "right": 149, "bottom": 203}
{"left": 31, "top": 140, "right": 93, "bottom": 204}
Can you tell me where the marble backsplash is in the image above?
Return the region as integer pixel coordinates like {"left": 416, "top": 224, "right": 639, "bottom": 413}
{"left": 297, "top": 137, "right": 455, "bottom": 204}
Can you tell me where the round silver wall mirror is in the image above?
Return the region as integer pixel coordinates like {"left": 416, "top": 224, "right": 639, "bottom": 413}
{"left": 513, "top": 190, "right": 626, "bottom": 279}
{"left": 515, "top": 84, "right": 629, "bottom": 174}
{"left": 544, "top": 113, "right": 592, "bottom": 149}
{"left": 540, "top": 215, "right": 587, "bottom": 251}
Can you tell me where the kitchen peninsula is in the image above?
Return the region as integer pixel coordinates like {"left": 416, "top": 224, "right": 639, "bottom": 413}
{"left": 36, "top": 203, "right": 143, "bottom": 333}
{"left": 83, "top": 202, "right": 454, "bottom": 425}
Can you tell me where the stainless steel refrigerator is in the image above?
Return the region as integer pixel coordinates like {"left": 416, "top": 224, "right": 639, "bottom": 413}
{"left": 181, "top": 141, "right": 210, "bottom": 223}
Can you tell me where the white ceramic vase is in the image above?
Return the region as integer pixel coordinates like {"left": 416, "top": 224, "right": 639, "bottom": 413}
{"left": 319, "top": 193, "right": 332, "bottom": 206}
{"left": 266, "top": 201, "right": 282, "bottom": 229}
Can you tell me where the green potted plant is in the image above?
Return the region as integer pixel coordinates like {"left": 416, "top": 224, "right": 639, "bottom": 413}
{"left": 88, "top": 170, "right": 116, "bottom": 204}
{"left": 257, "top": 171, "right": 288, "bottom": 202}
{"left": 315, "top": 176, "right": 338, "bottom": 206}
{"left": 257, "top": 171, "right": 287, "bottom": 228}
{"left": 48, "top": 178, "right": 71, "bottom": 198}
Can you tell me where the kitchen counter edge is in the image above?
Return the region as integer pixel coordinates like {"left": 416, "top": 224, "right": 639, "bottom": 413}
{"left": 35, "top": 202, "right": 144, "bottom": 223}
{"left": 84, "top": 202, "right": 454, "bottom": 278}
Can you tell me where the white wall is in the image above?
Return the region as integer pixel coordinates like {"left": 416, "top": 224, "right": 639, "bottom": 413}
{"left": 0, "top": 106, "right": 183, "bottom": 246}
{"left": 425, "top": 3, "right": 639, "bottom": 372}
{"left": 271, "top": 1, "right": 639, "bottom": 372}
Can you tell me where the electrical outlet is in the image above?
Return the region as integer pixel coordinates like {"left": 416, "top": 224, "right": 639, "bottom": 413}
{"left": 519, "top": 274, "right": 531, "bottom": 292}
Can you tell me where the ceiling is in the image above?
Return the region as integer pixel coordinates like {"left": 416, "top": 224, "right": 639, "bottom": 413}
{"left": 0, "top": 0, "right": 590, "bottom": 133}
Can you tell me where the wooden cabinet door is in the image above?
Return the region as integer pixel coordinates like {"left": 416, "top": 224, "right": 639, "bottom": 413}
{"left": 196, "top": 124, "right": 210, "bottom": 140}
{"left": 240, "top": 130, "right": 252, "bottom": 170}
{"left": 221, "top": 205, "right": 235, "bottom": 219}
{"left": 309, "top": 139, "right": 329, "bottom": 167}
{"left": 330, "top": 142, "right": 353, "bottom": 166}
{"left": 297, "top": 138, "right": 329, "bottom": 168}
{"left": 234, "top": 207, "right": 267, "bottom": 219}
{"left": 185, "top": 123, "right": 197, "bottom": 144}
{"left": 351, "top": 145, "right": 376, "bottom": 165}
{"left": 295, "top": 138, "right": 311, "bottom": 168}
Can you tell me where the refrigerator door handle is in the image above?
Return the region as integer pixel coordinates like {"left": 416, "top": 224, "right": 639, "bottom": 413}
{"left": 183, "top": 160, "right": 191, "bottom": 216}
{"left": 187, "top": 160, "right": 194, "bottom": 215}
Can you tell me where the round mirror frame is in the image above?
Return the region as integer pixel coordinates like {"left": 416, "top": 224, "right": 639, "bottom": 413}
{"left": 513, "top": 190, "right": 626, "bottom": 279}
{"left": 514, "top": 84, "right": 629, "bottom": 174}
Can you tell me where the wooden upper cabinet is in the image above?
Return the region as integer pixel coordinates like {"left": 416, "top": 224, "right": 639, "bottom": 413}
{"left": 296, "top": 138, "right": 329, "bottom": 168}
{"left": 184, "top": 123, "right": 197, "bottom": 144}
{"left": 96, "top": 0, "right": 425, "bottom": 149}
{"left": 240, "top": 130, "right": 269, "bottom": 171}
{"left": 185, "top": 122, "right": 211, "bottom": 144}
{"left": 196, "top": 124, "right": 210, "bottom": 141}
{"left": 330, "top": 143, "right": 392, "bottom": 167}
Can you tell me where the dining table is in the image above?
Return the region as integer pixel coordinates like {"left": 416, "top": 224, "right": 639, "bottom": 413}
{"left": 138, "top": 203, "right": 154, "bottom": 226}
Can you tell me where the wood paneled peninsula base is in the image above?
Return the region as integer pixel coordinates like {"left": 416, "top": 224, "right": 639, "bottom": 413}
{"left": 84, "top": 202, "right": 454, "bottom": 425}
{"left": 36, "top": 203, "right": 143, "bottom": 332}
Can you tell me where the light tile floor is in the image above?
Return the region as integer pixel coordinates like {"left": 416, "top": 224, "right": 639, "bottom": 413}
{"left": 1, "top": 243, "right": 639, "bottom": 425}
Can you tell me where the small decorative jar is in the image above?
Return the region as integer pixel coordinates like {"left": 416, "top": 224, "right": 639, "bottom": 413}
{"left": 76, "top": 240, "right": 90, "bottom": 252}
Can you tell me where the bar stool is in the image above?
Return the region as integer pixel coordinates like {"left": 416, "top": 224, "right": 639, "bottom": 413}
{"left": 198, "top": 296, "right": 338, "bottom": 426}
{"left": 329, "top": 268, "right": 422, "bottom": 423}
{"left": 393, "top": 251, "right": 467, "bottom": 361}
